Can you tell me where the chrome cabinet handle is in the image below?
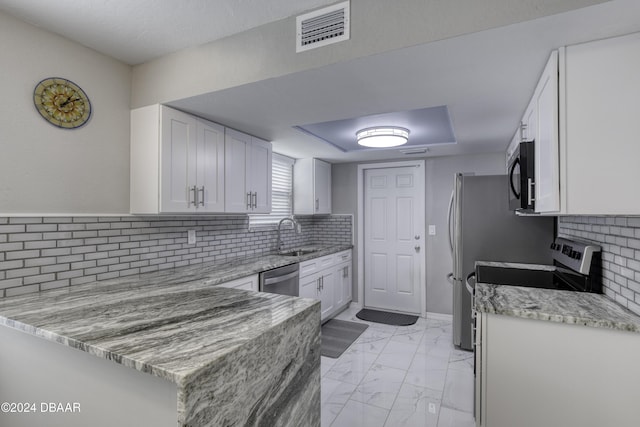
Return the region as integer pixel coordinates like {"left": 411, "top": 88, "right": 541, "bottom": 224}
{"left": 189, "top": 186, "right": 197, "bottom": 207}
{"left": 320, "top": 276, "right": 323, "bottom": 290}
{"left": 317, "top": 277, "right": 320, "bottom": 292}
{"left": 246, "top": 192, "right": 251, "bottom": 210}
{"left": 252, "top": 192, "right": 257, "bottom": 209}
{"left": 198, "top": 186, "right": 205, "bottom": 207}
{"left": 343, "top": 266, "right": 348, "bottom": 278}
{"left": 315, "top": 198, "right": 319, "bottom": 211}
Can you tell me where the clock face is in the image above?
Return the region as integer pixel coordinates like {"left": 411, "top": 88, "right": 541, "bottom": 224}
{"left": 33, "top": 78, "right": 91, "bottom": 129}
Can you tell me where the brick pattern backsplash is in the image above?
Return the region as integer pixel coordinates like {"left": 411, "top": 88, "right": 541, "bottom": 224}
{"left": 558, "top": 216, "right": 640, "bottom": 315}
{"left": 0, "top": 214, "right": 352, "bottom": 298}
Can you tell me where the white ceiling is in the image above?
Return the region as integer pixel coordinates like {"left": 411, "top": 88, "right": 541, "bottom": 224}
{"left": 168, "top": 0, "right": 640, "bottom": 163}
{"left": 0, "top": 0, "right": 335, "bottom": 64}
{"left": 3, "top": 0, "right": 640, "bottom": 163}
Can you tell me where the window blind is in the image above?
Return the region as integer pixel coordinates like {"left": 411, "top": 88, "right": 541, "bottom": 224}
{"left": 248, "top": 153, "right": 295, "bottom": 229}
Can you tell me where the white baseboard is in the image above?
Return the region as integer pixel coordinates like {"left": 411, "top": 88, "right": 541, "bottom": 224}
{"left": 426, "top": 312, "right": 453, "bottom": 321}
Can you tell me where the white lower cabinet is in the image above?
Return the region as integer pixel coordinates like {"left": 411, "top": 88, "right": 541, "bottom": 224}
{"left": 217, "top": 274, "right": 258, "bottom": 291}
{"left": 299, "top": 250, "right": 352, "bottom": 322}
{"left": 476, "top": 313, "right": 640, "bottom": 427}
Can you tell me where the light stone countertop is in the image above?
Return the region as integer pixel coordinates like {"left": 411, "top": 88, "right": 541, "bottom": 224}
{"left": 475, "top": 282, "right": 640, "bottom": 333}
{"left": 0, "top": 245, "right": 354, "bottom": 425}
{"left": 0, "top": 244, "right": 351, "bottom": 383}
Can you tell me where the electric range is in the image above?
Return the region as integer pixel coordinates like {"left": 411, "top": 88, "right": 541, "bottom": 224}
{"left": 475, "top": 237, "right": 602, "bottom": 293}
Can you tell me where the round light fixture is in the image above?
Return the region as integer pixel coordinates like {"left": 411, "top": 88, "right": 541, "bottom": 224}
{"left": 356, "top": 127, "right": 410, "bottom": 148}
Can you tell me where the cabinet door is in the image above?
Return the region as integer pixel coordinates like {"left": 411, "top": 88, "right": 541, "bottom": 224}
{"left": 160, "top": 107, "right": 197, "bottom": 213}
{"left": 522, "top": 99, "right": 536, "bottom": 143}
{"left": 249, "top": 137, "right": 272, "bottom": 214}
{"left": 299, "top": 273, "right": 319, "bottom": 300}
{"left": 319, "top": 269, "right": 335, "bottom": 321}
{"left": 314, "top": 159, "right": 332, "bottom": 214}
{"left": 224, "top": 129, "right": 251, "bottom": 213}
{"left": 534, "top": 51, "right": 560, "bottom": 213}
{"left": 334, "top": 261, "right": 352, "bottom": 309}
{"left": 197, "top": 119, "right": 225, "bottom": 212}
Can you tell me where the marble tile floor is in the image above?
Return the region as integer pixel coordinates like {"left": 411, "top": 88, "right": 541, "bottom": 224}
{"left": 321, "top": 306, "right": 475, "bottom": 427}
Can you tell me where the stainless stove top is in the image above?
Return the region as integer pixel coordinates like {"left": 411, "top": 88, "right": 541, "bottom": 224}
{"left": 476, "top": 237, "right": 602, "bottom": 293}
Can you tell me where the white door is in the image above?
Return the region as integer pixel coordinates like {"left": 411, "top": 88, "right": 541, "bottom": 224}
{"left": 299, "top": 273, "right": 319, "bottom": 300}
{"left": 319, "top": 269, "right": 335, "bottom": 320}
{"left": 197, "top": 119, "right": 225, "bottom": 212}
{"left": 224, "top": 128, "right": 251, "bottom": 213}
{"left": 160, "top": 107, "right": 197, "bottom": 213}
{"left": 364, "top": 166, "right": 425, "bottom": 314}
{"left": 534, "top": 51, "right": 560, "bottom": 213}
{"left": 314, "top": 159, "right": 332, "bottom": 214}
{"left": 249, "top": 137, "right": 272, "bottom": 214}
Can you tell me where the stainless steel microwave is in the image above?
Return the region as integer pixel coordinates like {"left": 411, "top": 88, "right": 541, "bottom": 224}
{"left": 507, "top": 141, "right": 535, "bottom": 211}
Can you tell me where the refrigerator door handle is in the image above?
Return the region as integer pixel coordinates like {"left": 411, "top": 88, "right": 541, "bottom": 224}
{"left": 447, "top": 189, "right": 454, "bottom": 257}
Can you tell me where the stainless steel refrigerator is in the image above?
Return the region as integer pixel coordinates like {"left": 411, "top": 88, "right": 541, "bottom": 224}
{"left": 447, "top": 173, "right": 554, "bottom": 350}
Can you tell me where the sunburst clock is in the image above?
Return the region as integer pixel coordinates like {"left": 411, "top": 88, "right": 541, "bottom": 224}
{"left": 33, "top": 77, "right": 91, "bottom": 129}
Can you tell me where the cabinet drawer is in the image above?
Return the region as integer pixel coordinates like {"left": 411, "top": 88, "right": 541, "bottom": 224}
{"left": 300, "top": 254, "right": 334, "bottom": 277}
{"left": 217, "top": 274, "right": 258, "bottom": 291}
{"left": 334, "top": 250, "right": 352, "bottom": 264}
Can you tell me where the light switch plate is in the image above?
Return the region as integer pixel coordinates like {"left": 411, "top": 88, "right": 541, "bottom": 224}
{"left": 188, "top": 230, "right": 196, "bottom": 245}
{"left": 428, "top": 225, "right": 436, "bottom": 235}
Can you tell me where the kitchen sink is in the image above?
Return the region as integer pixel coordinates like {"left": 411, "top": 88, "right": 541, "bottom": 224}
{"left": 279, "top": 249, "right": 318, "bottom": 257}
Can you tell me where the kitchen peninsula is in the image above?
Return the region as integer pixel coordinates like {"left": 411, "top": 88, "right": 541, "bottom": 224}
{"left": 0, "top": 259, "right": 322, "bottom": 427}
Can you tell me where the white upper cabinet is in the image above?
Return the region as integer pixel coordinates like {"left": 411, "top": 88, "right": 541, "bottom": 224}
{"left": 561, "top": 33, "right": 640, "bottom": 215}
{"left": 534, "top": 51, "right": 560, "bottom": 213}
{"left": 130, "top": 105, "right": 224, "bottom": 214}
{"left": 293, "top": 158, "right": 332, "bottom": 215}
{"left": 224, "top": 128, "right": 272, "bottom": 214}
{"left": 518, "top": 32, "right": 640, "bottom": 215}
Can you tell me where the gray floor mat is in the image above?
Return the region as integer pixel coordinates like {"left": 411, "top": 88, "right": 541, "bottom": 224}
{"left": 356, "top": 308, "right": 418, "bottom": 326}
{"left": 321, "top": 319, "right": 369, "bottom": 358}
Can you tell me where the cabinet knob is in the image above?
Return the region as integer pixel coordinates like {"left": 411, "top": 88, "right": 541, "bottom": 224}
{"left": 415, "top": 245, "right": 421, "bottom": 253}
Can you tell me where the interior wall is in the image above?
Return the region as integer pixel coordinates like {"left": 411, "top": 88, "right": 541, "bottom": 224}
{"left": 332, "top": 152, "right": 504, "bottom": 315}
{"left": 131, "top": 0, "right": 606, "bottom": 108}
{"left": 0, "top": 11, "right": 132, "bottom": 214}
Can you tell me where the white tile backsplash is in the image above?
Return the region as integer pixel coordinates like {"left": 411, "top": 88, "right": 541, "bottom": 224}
{"left": 0, "top": 214, "right": 352, "bottom": 298}
{"left": 558, "top": 216, "right": 640, "bottom": 315}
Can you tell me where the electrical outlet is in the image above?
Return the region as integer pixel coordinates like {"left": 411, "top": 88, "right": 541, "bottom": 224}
{"left": 188, "top": 230, "right": 196, "bottom": 245}
{"left": 428, "top": 402, "right": 437, "bottom": 414}
{"left": 428, "top": 225, "right": 436, "bottom": 235}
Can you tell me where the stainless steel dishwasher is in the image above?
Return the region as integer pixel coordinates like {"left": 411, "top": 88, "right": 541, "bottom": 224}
{"left": 259, "top": 263, "right": 299, "bottom": 296}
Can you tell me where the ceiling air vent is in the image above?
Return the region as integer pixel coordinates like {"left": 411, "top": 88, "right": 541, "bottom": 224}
{"left": 296, "top": 1, "right": 350, "bottom": 53}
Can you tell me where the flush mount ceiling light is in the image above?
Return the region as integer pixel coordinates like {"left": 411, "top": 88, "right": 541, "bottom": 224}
{"left": 356, "top": 126, "right": 410, "bottom": 148}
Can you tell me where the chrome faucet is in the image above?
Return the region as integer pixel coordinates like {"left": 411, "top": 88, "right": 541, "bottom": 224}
{"left": 277, "top": 217, "right": 302, "bottom": 253}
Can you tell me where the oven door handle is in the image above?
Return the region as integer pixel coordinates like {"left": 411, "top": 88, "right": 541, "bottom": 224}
{"left": 263, "top": 270, "right": 300, "bottom": 285}
{"left": 509, "top": 157, "right": 520, "bottom": 199}
{"left": 466, "top": 272, "right": 476, "bottom": 296}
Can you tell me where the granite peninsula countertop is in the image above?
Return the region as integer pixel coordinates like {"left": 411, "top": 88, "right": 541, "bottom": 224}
{"left": 0, "top": 245, "right": 354, "bottom": 425}
{"left": 475, "top": 261, "right": 640, "bottom": 333}
{"left": 0, "top": 244, "right": 351, "bottom": 382}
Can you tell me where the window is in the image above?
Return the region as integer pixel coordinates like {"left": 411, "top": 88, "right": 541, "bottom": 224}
{"left": 248, "top": 153, "right": 295, "bottom": 229}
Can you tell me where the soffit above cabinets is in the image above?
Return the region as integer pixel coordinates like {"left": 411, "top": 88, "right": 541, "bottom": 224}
{"left": 293, "top": 105, "right": 456, "bottom": 152}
